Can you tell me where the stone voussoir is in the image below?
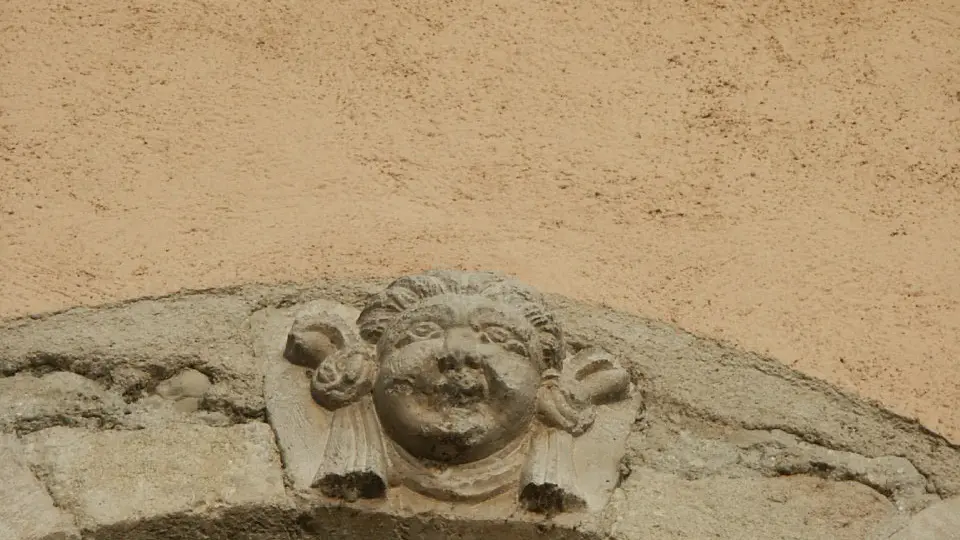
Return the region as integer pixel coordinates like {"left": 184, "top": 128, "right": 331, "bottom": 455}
{"left": 0, "top": 434, "right": 80, "bottom": 540}
{"left": 888, "top": 496, "right": 960, "bottom": 540}
{"left": 19, "top": 423, "right": 290, "bottom": 535}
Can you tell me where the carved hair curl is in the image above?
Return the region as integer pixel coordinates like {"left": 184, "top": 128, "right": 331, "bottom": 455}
{"left": 356, "top": 270, "right": 566, "bottom": 371}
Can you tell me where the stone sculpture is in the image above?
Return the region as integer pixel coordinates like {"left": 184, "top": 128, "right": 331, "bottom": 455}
{"left": 264, "top": 270, "right": 639, "bottom": 514}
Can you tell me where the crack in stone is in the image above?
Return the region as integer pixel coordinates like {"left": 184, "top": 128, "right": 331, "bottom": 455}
{"left": 5, "top": 351, "right": 203, "bottom": 386}
{"left": 634, "top": 402, "right": 939, "bottom": 511}
{"left": 2, "top": 360, "right": 264, "bottom": 435}
{"left": 25, "top": 461, "right": 62, "bottom": 508}
{"left": 13, "top": 411, "right": 120, "bottom": 436}
{"left": 741, "top": 422, "right": 941, "bottom": 500}
{"left": 22, "top": 456, "right": 83, "bottom": 538}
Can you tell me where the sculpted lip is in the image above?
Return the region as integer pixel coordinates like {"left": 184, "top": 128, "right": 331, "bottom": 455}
{"left": 438, "top": 371, "right": 488, "bottom": 406}
{"left": 384, "top": 376, "right": 416, "bottom": 395}
{"left": 383, "top": 373, "right": 486, "bottom": 408}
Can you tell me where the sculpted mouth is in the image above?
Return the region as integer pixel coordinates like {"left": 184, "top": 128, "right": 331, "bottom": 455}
{"left": 438, "top": 373, "right": 487, "bottom": 407}
{"left": 385, "top": 376, "right": 416, "bottom": 396}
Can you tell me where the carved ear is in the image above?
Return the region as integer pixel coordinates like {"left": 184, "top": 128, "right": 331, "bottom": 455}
{"left": 310, "top": 348, "right": 377, "bottom": 411}
{"left": 283, "top": 315, "right": 354, "bottom": 369}
{"left": 284, "top": 312, "right": 378, "bottom": 410}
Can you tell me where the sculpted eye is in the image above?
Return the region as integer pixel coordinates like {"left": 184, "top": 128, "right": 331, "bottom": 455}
{"left": 407, "top": 321, "right": 443, "bottom": 341}
{"left": 479, "top": 325, "right": 528, "bottom": 355}
{"left": 481, "top": 325, "right": 513, "bottom": 344}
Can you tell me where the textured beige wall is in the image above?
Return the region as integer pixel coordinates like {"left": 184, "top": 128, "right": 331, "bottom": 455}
{"left": 1, "top": 0, "right": 958, "bottom": 442}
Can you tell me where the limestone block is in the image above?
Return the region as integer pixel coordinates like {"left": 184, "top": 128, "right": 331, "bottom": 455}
{"left": 0, "top": 296, "right": 260, "bottom": 420}
{"left": 603, "top": 468, "right": 893, "bottom": 540}
{"left": 20, "top": 423, "right": 288, "bottom": 531}
{"left": 889, "top": 496, "right": 960, "bottom": 539}
{"left": 0, "top": 434, "right": 79, "bottom": 540}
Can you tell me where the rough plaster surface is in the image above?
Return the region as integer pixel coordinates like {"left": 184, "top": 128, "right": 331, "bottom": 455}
{"left": 1, "top": 0, "right": 960, "bottom": 448}
{"left": 1, "top": 279, "right": 959, "bottom": 539}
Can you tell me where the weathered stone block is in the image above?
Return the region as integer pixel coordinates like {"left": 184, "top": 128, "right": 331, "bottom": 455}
{"left": 20, "top": 424, "right": 289, "bottom": 532}
{"left": 0, "top": 434, "right": 79, "bottom": 540}
{"left": 603, "top": 469, "right": 893, "bottom": 540}
{"left": 0, "top": 295, "right": 260, "bottom": 421}
{"left": 888, "top": 496, "right": 960, "bottom": 539}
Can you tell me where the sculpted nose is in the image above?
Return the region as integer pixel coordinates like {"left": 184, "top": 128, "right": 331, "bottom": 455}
{"left": 438, "top": 327, "right": 481, "bottom": 371}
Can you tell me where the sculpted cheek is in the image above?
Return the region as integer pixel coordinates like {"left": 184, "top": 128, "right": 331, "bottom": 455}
{"left": 381, "top": 340, "right": 441, "bottom": 378}
{"left": 485, "top": 352, "right": 540, "bottom": 396}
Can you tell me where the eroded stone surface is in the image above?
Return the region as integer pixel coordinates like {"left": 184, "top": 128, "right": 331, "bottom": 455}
{"left": 605, "top": 412, "right": 944, "bottom": 538}
{"left": 0, "top": 434, "right": 79, "bottom": 540}
{"left": 20, "top": 424, "right": 288, "bottom": 530}
{"left": 730, "top": 428, "right": 936, "bottom": 512}
{"left": 0, "top": 372, "right": 126, "bottom": 434}
{"left": 0, "top": 368, "right": 232, "bottom": 435}
{"left": 603, "top": 468, "right": 893, "bottom": 539}
{"left": 0, "top": 295, "right": 260, "bottom": 421}
{"left": 549, "top": 296, "right": 960, "bottom": 498}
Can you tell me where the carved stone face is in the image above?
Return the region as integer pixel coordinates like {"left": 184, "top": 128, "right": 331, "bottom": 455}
{"left": 373, "top": 294, "right": 543, "bottom": 465}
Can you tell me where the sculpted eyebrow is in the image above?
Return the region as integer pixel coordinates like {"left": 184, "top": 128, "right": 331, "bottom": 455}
{"left": 469, "top": 309, "right": 524, "bottom": 332}
{"left": 402, "top": 305, "right": 454, "bottom": 326}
